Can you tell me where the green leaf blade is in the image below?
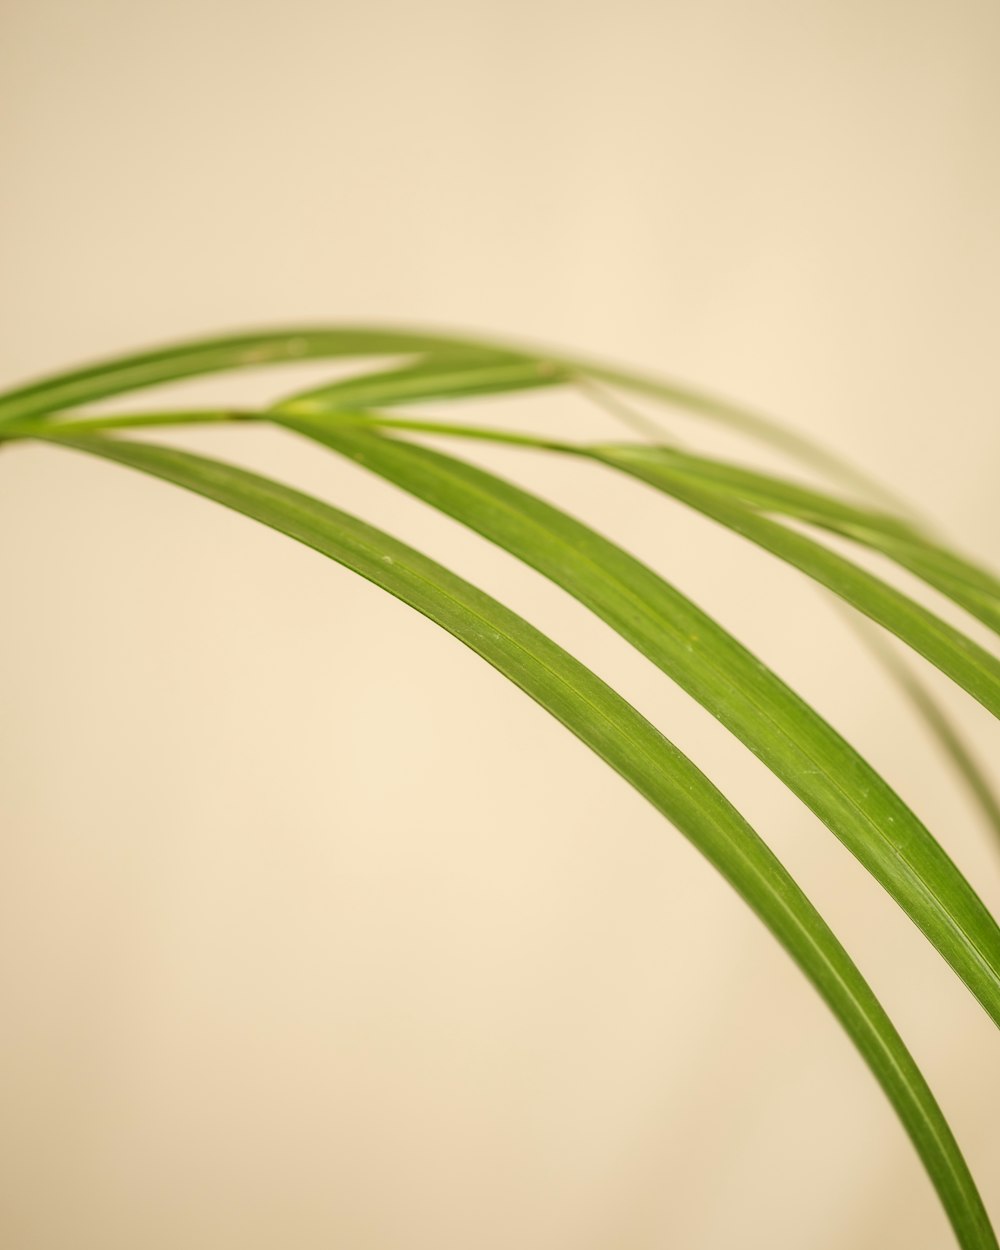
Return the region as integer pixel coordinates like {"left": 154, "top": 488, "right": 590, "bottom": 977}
{"left": 0, "top": 328, "right": 500, "bottom": 425}
{"left": 276, "top": 415, "right": 1000, "bottom": 1035}
{"left": 279, "top": 352, "right": 567, "bottom": 414}
{"left": 28, "top": 427, "right": 996, "bottom": 1250}
{"left": 612, "top": 445, "right": 1000, "bottom": 636}
{"left": 593, "top": 446, "right": 1000, "bottom": 718}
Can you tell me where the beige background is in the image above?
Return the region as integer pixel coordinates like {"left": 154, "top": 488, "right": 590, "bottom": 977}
{"left": 2, "top": 1, "right": 1000, "bottom": 1247}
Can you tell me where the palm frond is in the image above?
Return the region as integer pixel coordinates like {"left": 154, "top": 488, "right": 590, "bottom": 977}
{"left": 2, "top": 327, "right": 997, "bottom": 1248}
{"left": 19, "top": 424, "right": 996, "bottom": 1250}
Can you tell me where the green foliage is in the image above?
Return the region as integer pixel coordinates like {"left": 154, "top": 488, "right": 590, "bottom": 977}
{"left": 2, "top": 329, "right": 997, "bottom": 1249}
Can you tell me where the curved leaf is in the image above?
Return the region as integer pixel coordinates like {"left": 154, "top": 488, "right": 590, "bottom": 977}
{"left": 0, "top": 328, "right": 491, "bottom": 425}
{"left": 275, "top": 414, "right": 1000, "bottom": 1031}
{"left": 9, "top": 403, "right": 996, "bottom": 867}
{"left": 264, "top": 408, "right": 1000, "bottom": 720}
{"left": 597, "top": 445, "right": 1000, "bottom": 717}
{"left": 607, "top": 445, "right": 1000, "bottom": 636}
{"left": 281, "top": 352, "right": 567, "bottom": 412}
{"left": 0, "top": 326, "right": 886, "bottom": 502}
{"left": 23, "top": 425, "right": 997, "bottom": 1250}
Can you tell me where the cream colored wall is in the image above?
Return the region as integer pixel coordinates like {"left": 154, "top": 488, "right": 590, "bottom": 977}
{"left": 2, "top": 2, "right": 999, "bottom": 1247}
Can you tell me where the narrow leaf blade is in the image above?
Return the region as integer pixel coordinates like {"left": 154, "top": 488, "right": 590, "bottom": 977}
{"left": 28, "top": 426, "right": 996, "bottom": 1250}
{"left": 278, "top": 414, "right": 1000, "bottom": 1033}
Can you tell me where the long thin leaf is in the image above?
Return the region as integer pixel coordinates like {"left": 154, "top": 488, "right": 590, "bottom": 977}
{"left": 278, "top": 400, "right": 1000, "bottom": 856}
{"left": 596, "top": 445, "right": 1000, "bottom": 717}
{"left": 282, "top": 352, "right": 567, "bottom": 412}
{"left": 9, "top": 403, "right": 997, "bottom": 873}
{"left": 23, "top": 425, "right": 997, "bottom": 1250}
{"left": 608, "top": 445, "right": 1000, "bottom": 636}
{"left": 583, "top": 377, "right": 1000, "bottom": 834}
{"left": 275, "top": 415, "right": 1000, "bottom": 1030}
{"left": 0, "top": 328, "right": 489, "bottom": 425}
{"left": 0, "top": 326, "right": 892, "bottom": 502}
{"left": 265, "top": 408, "right": 1000, "bottom": 720}
{"left": 272, "top": 386, "right": 1000, "bottom": 639}
{"left": 11, "top": 394, "right": 998, "bottom": 721}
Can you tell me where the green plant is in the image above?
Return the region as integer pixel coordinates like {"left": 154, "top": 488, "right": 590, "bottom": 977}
{"left": 1, "top": 327, "right": 997, "bottom": 1248}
